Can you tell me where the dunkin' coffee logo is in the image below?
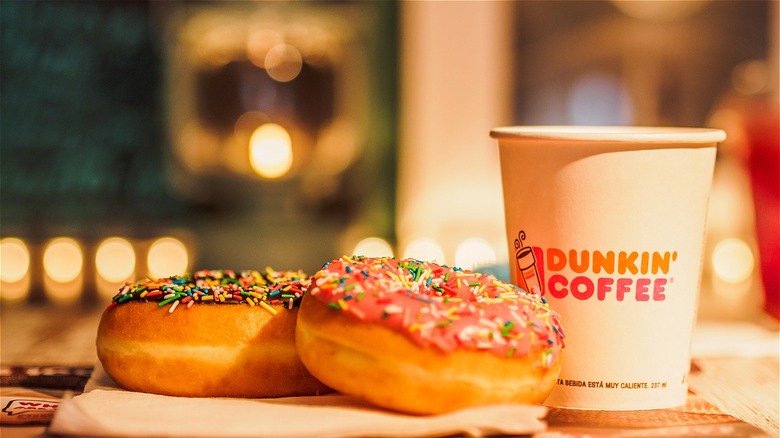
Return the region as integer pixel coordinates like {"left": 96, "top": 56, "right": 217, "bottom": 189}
{"left": 514, "top": 230, "right": 677, "bottom": 302}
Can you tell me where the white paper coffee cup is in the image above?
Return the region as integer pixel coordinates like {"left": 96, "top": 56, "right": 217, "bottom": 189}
{"left": 491, "top": 126, "right": 726, "bottom": 410}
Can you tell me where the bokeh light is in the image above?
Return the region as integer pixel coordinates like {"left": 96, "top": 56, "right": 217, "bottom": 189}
{"left": 454, "top": 237, "right": 496, "bottom": 270}
{"left": 147, "top": 237, "right": 189, "bottom": 278}
{"left": 247, "top": 28, "right": 284, "bottom": 68}
{"left": 402, "top": 238, "right": 445, "bottom": 264}
{"left": 248, "top": 123, "right": 294, "bottom": 179}
{"left": 731, "top": 60, "right": 771, "bottom": 96}
{"left": 712, "top": 238, "right": 754, "bottom": 284}
{"left": 352, "top": 237, "right": 394, "bottom": 258}
{"left": 0, "top": 238, "right": 30, "bottom": 283}
{"left": 42, "top": 237, "right": 84, "bottom": 304}
{"left": 95, "top": 237, "right": 136, "bottom": 283}
{"left": 312, "top": 119, "right": 359, "bottom": 176}
{"left": 611, "top": 0, "right": 710, "bottom": 21}
{"left": 43, "top": 237, "right": 83, "bottom": 283}
{"left": 0, "top": 238, "right": 31, "bottom": 302}
{"left": 264, "top": 43, "right": 303, "bottom": 82}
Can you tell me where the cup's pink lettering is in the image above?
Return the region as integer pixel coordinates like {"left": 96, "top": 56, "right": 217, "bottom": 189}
{"left": 549, "top": 274, "right": 568, "bottom": 299}
{"left": 570, "top": 276, "right": 594, "bottom": 300}
{"left": 597, "top": 277, "right": 614, "bottom": 300}
{"left": 653, "top": 278, "right": 667, "bottom": 301}
{"left": 635, "top": 278, "right": 651, "bottom": 301}
{"left": 545, "top": 274, "right": 671, "bottom": 302}
{"left": 616, "top": 278, "right": 632, "bottom": 301}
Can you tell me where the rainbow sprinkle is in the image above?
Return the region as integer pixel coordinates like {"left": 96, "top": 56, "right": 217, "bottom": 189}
{"left": 107, "top": 269, "right": 309, "bottom": 315}
{"left": 310, "top": 256, "right": 566, "bottom": 367}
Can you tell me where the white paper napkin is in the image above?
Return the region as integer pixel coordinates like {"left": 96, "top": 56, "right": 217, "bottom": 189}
{"left": 48, "top": 364, "right": 548, "bottom": 437}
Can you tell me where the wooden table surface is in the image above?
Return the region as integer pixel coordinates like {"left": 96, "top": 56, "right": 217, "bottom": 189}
{"left": 1, "top": 304, "right": 102, "bottom": 368}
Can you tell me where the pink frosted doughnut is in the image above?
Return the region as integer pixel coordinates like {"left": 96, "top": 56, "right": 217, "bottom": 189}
{"left": 296, "top": 256, "right": 565, "bottom": 414}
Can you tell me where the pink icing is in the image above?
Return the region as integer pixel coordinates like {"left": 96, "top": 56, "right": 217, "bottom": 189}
{"left": 308, "top": 256, "right": 565, "bottom": 367}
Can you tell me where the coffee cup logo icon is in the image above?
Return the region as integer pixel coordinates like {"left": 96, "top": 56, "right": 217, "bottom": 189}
{"left": 514, "top": 231, "right": 543, "bottom": 294}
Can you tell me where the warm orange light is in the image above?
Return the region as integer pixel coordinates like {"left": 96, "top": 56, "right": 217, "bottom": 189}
{"left": 454, "top": 237, "right": 496, "bottom": 270}
{"left": 313, "top": 119, "right": 359, "bottom": 176}
{"left": 402, "top": 238, "right": 445, "bottom": 264}
{"left": 247, "top": 28, "right": 284, "bottom": 68}
{"left": 248, "top": 123, "right": 293, "bottom": 179}
{"left": 42, "top": 237, "right": 83, "bottom": 304}
{"left": 352, "top": 237, "right": 394, "bottom": 258}
{"left": 0, "top": 276, "right": 30, "bottom": 303}
{"left": 96, "top": 237, "right": 136, "bottom": 283}
{"left": 43, "top": 237, "right": 83, "bottom": 283}
{"left": 0, "top": 238, "right": 31, "bottom": 302}
{"left": 0, "top": 238, "right": 30, "bottom": 282}
{"left": 147, "top": 237, "right": 189, "bottom": 278}
{"left": 731, "top": 60, "right": 771, "bottom": 96}
{"left": 712, "top": 238, "right": 754, "bottom": 284}
{"left": 611, "top": 0, "right": 709, "bottom": 21}
{"left": 264, "top": 43, "right": 303, "bottom": 82}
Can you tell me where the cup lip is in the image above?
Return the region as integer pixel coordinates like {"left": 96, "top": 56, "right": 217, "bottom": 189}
{"left": 490, "top": 125, "right": 727, "bottom": 143}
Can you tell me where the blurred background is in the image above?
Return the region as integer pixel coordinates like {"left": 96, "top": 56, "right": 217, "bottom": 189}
{"left": 1, "top": 1, "right": 778, "bottom": 365}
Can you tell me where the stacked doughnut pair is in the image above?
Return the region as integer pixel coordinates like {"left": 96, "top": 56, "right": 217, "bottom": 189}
{"left": 96, "top": 257, "right": 565, "bottom": 414}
